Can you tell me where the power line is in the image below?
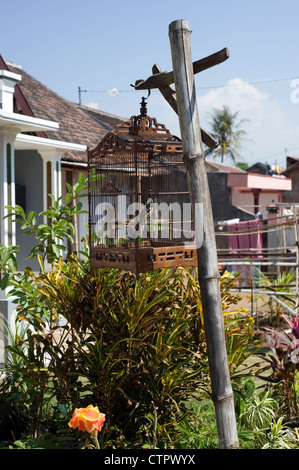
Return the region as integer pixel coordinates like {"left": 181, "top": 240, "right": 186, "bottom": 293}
{"left": 78, "top": 76, "right": 299, "bottom": 103}
{"left": 78, "top": 86, "right": 134, "bottom": 104}
{"left": 251, "top": 146, "right": 299, "bottom": 165}
{"left": 196, "top": 76, "right": 299, "bottom": 90}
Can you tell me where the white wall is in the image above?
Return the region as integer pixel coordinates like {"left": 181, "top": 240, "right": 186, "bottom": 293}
{"left": 232, "top": 189, "right": 280, "bottom": 217}
{"left": 15, "top": 149, "right": 43, "bottom": 271}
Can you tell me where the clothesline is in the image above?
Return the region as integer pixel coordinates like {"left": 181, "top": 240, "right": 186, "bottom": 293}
{"left": 218, "top": 246, "right": 296, "bottom": 251}
{"left": 216, "top": 217, "right": 299, "bottom": 272}
{"left": 216, "top": 219, "right": 298, "bottom": 236}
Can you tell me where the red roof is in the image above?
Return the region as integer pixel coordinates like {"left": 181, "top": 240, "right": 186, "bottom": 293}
{"left": 0, "top": 55, "right": 124, "bottom": 163}
{"left": 0, "top": 56, "right": 248, "bottom": 173}
{"left": 205, "top": 160, "right": 245, "bottom": 173}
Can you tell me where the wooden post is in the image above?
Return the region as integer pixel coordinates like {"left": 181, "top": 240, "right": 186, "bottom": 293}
{"left": 169, "top": 19, "right": 239, "bottom": 449}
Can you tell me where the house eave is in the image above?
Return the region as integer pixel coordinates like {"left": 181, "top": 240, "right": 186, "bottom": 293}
{"left": 15, "top": 133, "right": 87, "bottom": 153}
{"left": 227, "top": 172, "right": 292, "bottom": 191}
{"left": 0, "top": 108, "right": 59, "bottom": 133}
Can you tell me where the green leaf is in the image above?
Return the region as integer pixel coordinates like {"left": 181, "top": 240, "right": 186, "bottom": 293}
{"left": 0, "top": 272, "right": 11, "bottom": 290}
{"left": 64, "top": 192, "right": 72, "bottom": 205}
{"left": 78, "top": 173, "right": 85, "bottom": 184}
{"left": 27, "top": 211, "right": 36, "bottom": 224}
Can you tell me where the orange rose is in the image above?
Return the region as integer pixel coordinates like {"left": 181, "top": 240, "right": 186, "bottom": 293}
{"left": 68, "top": 405, "right": 105, "bottom": 435}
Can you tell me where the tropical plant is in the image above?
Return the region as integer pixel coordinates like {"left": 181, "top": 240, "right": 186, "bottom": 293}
{"left": 236, "top": 162, "right": 250, "bottom": 171}
{"left": 0, "top": 175, "right": 261, "bottom": 448}
{"left": 256, "top": 269, "right": 296, "bottom": 326}
{"left": 257, "top": 314, "right": 299, "bottom": 418}
{"left": 240, "top": 391, "right": 278, "bottom": 431}
{"left": 0, "top": 173, "right": 90, "bottom": 439}
{"left": 239, "top": 391, "right": 278, "bottom": 447}
{"left": 286, "top": 427, "right": 299, "bottom": 449}
{"left": 205, "top": 105, "right": 249, "bottom": 164}
{"left": 219, "top": 271, "right": 262, "bottom": 390}
{"left": 261, "top": 417, "right": 293, "bottom": 449}
{"left": 173, "top": 393, "right": 257, "bottom": 449}
{"left": 62, "top": 266, "right": 211, "bottom": 447}
{"left": 173, "top": 399, "right": 218, "bottom": 449}
{"left": 4, "top": 172, "right": 89, "bottom": 264}
{"left": 0, "top": 319, "right": 31, "bottom": 440}
{"left": 1, "top": 260, "right": 257, "bottom": 447}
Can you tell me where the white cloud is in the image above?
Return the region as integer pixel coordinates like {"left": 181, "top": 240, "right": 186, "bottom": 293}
{"left": 85, "top": 102, "right": 99, "bottom": 110}
{"left": 83, "top": 79, "right": 299, "bottom": 167}
{"left": 198, "top": 78, "right": 267, "bottom": 115}
{"left": 196, "top": 78, "right": 299, "bottom": 165}
{"left": 108, "top": 87, "right": 120, "bottom": 96}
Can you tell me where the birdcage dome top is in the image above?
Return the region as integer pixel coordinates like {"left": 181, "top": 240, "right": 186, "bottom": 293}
{"left": 88, "top": 98, "right": 183, "bottom": 159}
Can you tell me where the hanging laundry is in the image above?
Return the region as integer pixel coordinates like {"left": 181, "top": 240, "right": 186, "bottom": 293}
{"left": 227, "top": 219, "right": 263, "bottom": 283}
{"left": 228, "top": 219, "right": 263, "bottom": 258}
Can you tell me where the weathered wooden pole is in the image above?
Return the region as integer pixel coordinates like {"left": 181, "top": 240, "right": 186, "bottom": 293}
{"left": 169, "top": 19, "right": 239, "bottom": 449}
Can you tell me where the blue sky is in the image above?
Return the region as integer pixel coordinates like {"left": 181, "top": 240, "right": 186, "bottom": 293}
{"left": 1, "top": 0, "right": 299, "bottom": 167}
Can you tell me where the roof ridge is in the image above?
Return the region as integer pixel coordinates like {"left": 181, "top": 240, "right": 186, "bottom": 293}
{"left": 74, "top": 102, "right": 126, "bottom": 121}
{"left": 7, "top": 63, "right": 125, "bottom": 125}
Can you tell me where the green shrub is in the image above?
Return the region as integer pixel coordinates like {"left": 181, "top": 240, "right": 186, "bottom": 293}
{"left": 0, "top": 176, "right": 260, "bottom": 448}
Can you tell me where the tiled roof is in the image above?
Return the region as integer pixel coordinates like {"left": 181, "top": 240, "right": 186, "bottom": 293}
{"left": 1, "top": 57, "right": 247, "bottom": 173}
{"left": 205, "top": 160, "right": 245, "bottom": 173}
{"left": 5, "top": 59, "right": 125, "bottom": 163}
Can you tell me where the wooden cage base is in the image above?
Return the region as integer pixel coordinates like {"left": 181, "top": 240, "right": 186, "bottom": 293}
{"left": 90, "top": 244, "right": 198, "bottom": 273}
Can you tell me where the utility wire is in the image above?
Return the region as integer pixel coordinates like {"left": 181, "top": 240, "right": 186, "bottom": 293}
{"left": 78, "top": 76, "right": 299, "bottom": 102}
{"left": 196, "top": 76, "right": 299, "bottom": 90}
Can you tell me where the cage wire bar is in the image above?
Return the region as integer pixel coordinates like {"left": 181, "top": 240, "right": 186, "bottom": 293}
{"left": 87, "top": 99, "right": 299, "bottom": 297}
{"left": 88, "top": 98, "right": 198, "bottom": 274}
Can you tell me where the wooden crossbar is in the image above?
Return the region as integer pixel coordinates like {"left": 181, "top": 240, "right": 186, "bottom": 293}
{"left": 133, "top": 48, "right": 229, "bottom": 90}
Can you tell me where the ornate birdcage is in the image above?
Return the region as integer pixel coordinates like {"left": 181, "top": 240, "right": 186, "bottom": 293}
{"left": 88, "top": 98, "right": 198, "bottom": 274}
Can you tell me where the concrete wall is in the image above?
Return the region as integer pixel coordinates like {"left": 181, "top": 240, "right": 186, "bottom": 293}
{"left": 283, "top": 166, "right": 299, "bottom": 203}
{"left": 207, "top": 172, "right": 252, "bottom": 222}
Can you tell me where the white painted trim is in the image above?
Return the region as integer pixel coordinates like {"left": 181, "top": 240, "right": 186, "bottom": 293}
{"left": 0, "top": 109, "right": 59, "bottom": 132}
{"left": 0, "top": 69, "right": 22, "bottom": 82}
{"left": 61, "top": 160, "right": 88, "bottom": 167}
{"left": 0, "top": 70, "right": 22, "bottom": 113}
{"left": 15, "top": 133, "right": 87, "bottom": 152}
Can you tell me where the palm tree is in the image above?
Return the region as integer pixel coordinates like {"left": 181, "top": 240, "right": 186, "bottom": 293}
{"left": 205, "top": 105, "right": 249, "bottom": 164}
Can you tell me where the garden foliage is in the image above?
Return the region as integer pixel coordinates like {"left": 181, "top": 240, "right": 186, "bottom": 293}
{"left": 0, "top": 174, "right": 264, "bottom": 448}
